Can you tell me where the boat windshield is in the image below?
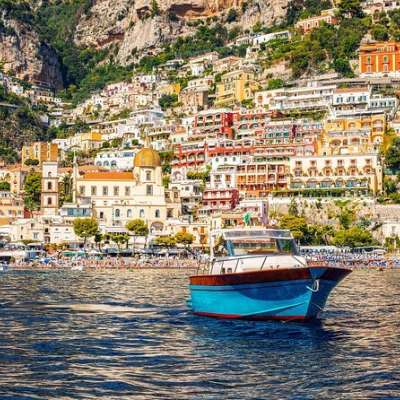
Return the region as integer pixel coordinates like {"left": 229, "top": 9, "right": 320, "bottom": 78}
{"left": 222, "top": 229, "right": 298, "bottom": 256}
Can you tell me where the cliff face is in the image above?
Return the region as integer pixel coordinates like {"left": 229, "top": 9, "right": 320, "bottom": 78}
{"left": 0, "top": 14, "right": 63, "bottom": 88}
{"left": 74, "top": 0, "right": 290, "bottom": 64}
{"left": 0, "top": 0, "right": 290, "bottom": 87}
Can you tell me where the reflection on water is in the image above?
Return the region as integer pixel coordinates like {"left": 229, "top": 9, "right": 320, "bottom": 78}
{"left": 0, "top": 269, "right": 399, "bottom": 399}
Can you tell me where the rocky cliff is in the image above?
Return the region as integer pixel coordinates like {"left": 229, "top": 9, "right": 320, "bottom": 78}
{"left": 0, "top": 6, "right": 63, "bottom": 88}
{"left": 75, "top": 0, "right": 290, "bottom": 64}
{"left": 0, "top": 0, "right": 290, "bottom": 87}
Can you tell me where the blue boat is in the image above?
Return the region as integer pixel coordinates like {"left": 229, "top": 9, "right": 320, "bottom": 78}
{"left": 189, "top": 228, "right": 351, "bottom": 321}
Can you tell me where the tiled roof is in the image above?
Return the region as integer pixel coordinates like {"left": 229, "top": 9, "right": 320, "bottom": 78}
{"left": 82, "top": 171, "right": 135, "bottom": 181}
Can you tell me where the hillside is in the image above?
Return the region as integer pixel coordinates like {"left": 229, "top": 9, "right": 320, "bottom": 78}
{"left": 0, "top": 0, "right": 291, "bottom": 90}
{"left": 1, "top": 0, "right": 398, "bottom": 117}
{"left": 0, "top": 84, "right": 49, "bottom": 162}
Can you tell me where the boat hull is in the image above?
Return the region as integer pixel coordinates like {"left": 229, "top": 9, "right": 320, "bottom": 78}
{"left": 189, "top": 267, "right": 350, "bottom": 321}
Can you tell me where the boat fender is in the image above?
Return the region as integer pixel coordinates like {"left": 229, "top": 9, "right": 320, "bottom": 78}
{"left": 306, "top": 279, "right": 320, "bottom": 293}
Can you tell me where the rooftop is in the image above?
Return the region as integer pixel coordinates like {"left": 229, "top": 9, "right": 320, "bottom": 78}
{"left": 81, "top": 171, "right": 135, "bottom": 181}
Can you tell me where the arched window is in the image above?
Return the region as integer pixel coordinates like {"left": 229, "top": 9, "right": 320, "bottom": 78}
{"left": 139, "top": 209, "right": 144, "bottom": 218}
{"left": 155, "top": 209, "right": 160, "bottom": 218}
{"left": 146, "top": 170, "right": 152, "bottom": 181}
{"left": 47, "top": 197, "right": 52, "bottom": 205}
{"left": 47, "top": 182, "right": 52, "bottom": 190}
{"left": 127, "top": 209, "right": 132, "bottom": 218}
{"left": 115, "top": 209, "right": 120, "bottom": 218}
{"left": 99, "top": 212, "right": 104, "bottom": 219}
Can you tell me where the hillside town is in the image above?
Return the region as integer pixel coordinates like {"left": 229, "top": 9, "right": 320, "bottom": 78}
{"left": 3, "top": 3, "right": 400, "bottom": 254}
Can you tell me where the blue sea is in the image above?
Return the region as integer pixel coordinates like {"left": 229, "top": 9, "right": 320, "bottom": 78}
{"left": 0, "top": 269, "right": 399, "bottom": 399}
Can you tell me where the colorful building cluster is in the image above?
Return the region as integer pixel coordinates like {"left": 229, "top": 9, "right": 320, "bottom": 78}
{"left": 4, "top": 25, "right": 400, "bottom": 246}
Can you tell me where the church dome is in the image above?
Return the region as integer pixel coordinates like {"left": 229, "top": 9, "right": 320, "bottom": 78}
{"left": 134, "top": 147, "right": 161, "bottom": 168}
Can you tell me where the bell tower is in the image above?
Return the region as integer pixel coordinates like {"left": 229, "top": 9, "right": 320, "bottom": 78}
{"left": 41, "top": 161, "right": 59, "bottom": 216}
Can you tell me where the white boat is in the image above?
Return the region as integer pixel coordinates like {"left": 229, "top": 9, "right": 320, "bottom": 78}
{"left": 71, "top": 264, "right": 84, "bottom": 271}
{"left": 0, "top": 262, "right": 9, "bottom": 272}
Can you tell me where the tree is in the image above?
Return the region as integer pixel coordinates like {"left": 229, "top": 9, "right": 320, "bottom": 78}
{"left": 24, "top": 171, "right": 41, "bottom": 212}
{"left": 0, "top": 181, "right": 10, "bottom": 191}
{"left": 335, "top": 200, "right": 357, "bottom": 229}
{"left": 73, "top": 218, "right": 99, "bottom": 247}
{"left": 24, "top": 158, "right": 39, "bottom": 166}
{"left": 288, "top": 198, "right": 300, "bottom": 217}
{"left": 279, "top": 215, "right": 308, "bottom": 242}
{"left": 94, "top": 232, "right": 103, "bottom": 252}
{"left": 175, "top": 231, "right": 195, "bottom": 247}
{"left": 154, "top": 235, "right": 176, "bottom": 248}
{"left": 332, "top": 227, "right": 376, "bottom": 248}
{"left": 109, "top": 233, "right": 130, "bottom": 251}
{"left": 385, "top": 137, "right": 400, "bottom": 171}
{"left": 226, "top": 8, "right": 238, "bottom": 23}
{"left": 126, "top": 219, "right": 149, "bottom": 251}
{"left": 151, "top": 0, "right": 160, "bottom": 17}
{"left": 372, "top": 24, "right": 389, "bottom": 41}
{"left": 338, "top": 0, "right": 363, "bottom": 18}
{"left": 267, "top": 79, "right": 284, "bottom": 90}
{"left": 159, "top": 94, "right": 178, "bottom": 111}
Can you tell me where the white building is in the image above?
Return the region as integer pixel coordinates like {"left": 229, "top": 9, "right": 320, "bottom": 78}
{"left": 209, "top": 165, "right": 237, "bottom": 189}
{"left": 255, "top": 83, "right": 337, "bottom": 112}
{"left": 252, "top": 30, "right": 291, "bottom": 46}
{"left": 77, "top": 147, "right": 168, "bottom": 233}
{"left": 94, "top": 149, "right": 138, "bottom": 170}
{"left": 129, "top": 109, "right": 164, "bottom": 126}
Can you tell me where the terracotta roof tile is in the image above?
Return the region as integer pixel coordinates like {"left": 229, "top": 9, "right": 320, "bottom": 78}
{"left": 82, "top": 171, "right": 135, "bottom": 181}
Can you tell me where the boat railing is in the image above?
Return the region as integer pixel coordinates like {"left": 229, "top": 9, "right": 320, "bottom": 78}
{"left": 195, "top": 254, "right": 309, "bottom": 275}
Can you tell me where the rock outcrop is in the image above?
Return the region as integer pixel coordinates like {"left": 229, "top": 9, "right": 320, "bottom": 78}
{"left": 74, "top": 0, "right": 291, "bottom": 64}
{"left": 0, "top": 14, "right": 63, "bottom": 89}
{"left": 0, "top": 0, "right": 290, "bottom": 87}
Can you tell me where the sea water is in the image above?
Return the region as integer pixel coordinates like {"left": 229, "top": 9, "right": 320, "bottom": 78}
{"left": 0, "top": 269, "right": 399, "bottom": 399}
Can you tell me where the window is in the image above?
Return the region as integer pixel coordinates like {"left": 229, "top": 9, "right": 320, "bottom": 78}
{"left": 146, "top": 171, "right": 152, "bottom": 181}
{"left": 146, "top": 185, "right": 153, "bottom": 195}
{"left": 139, "top": 209, "right": 145, "bottom": 218}
{"left": 102, "top": 186, "right": 108, "bottom": 196}
{"left": 99, "top": 211, "right": 104, "bottom": 219}
{"left": 125, "top": 186, "right": 131, "bottom": 196}
{"left": 127, "top": 209, "right": 132, "bottom": 218}
{"left": 47, "top": 182, "right": 52, "bottom": 190}
{"left": 79, "top": 186, "right": 85, "bottom": 195}
{"left": 115, "top": 209, "right": 120, "bottom": 218}
{"left": 47, "top": 197, "right": 52, "bottom": 205}
{"left": 155, "top": 209, "right": 160, "bottom": 218}
{"left": 91, "top": 186, "right": 97, "bottom": 196}
{"left": 113, "top": 186, "right": 119, "bottom": 196}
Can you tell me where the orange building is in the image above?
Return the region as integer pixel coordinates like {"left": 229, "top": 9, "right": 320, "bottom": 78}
{"left": 359, "top": 41, "right": 400, "bottom": 75}
{"left": 236, "top": 158, "right": 288, "bottom": 198}
{"left": 21, "top": 142, "right": 58, "bottom": 166}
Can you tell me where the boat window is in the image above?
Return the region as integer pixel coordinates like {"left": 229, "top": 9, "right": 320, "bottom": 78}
{"left": 229, "top": 238, "right": 298, "bottom": 256}
{"left": 227, "top": 268, "right": 232, "bottom": 273}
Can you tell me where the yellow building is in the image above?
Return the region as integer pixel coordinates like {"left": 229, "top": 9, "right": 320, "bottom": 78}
{"left": 320, "top": 114, "right": 386, "bottom": 155}
{"left": 158, "top": 82, "right": 181, "bottom": 96}
{"left": 21, "top": 142, "right": 58, "bottom": 166}
{"left": 0, "top": 191, "right": 24, "bottom": 225}
{"left": 80, "top": 131, "right": 103, "bottom": 152}
{"left": 215, "top": 69, "right": 257, "bottom": 108}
